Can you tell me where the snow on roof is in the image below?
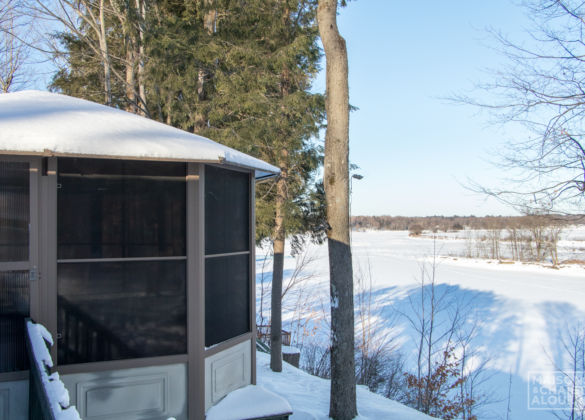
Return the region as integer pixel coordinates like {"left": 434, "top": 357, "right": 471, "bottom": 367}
{"left": 0, "top": 90, "right": 279, "bottom": 179}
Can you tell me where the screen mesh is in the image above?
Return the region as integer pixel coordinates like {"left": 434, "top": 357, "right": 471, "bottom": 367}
{"left": 0, "top": 270, "right": 30, "bottom": 373}
{"left": 205, "top": 166, "right": 250, "bottom": 255}
{"left": 205, "top": 255, "right": 250, "bottom": 347}
{"left": 58, "top": 158, "right": 186, "bottom": 259}
{"left": 0, "top": 161, "right": 29, "bottom": 262}
{"left": 58, "top": 260, "right": 186, "bottom": 364}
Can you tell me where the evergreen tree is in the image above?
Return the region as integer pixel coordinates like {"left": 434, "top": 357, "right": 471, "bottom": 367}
{"left": 197, "top": 0, "right": 325, "bottom": 371}
{"left": 48, "top": 0, "right": 325, "bottom": 373}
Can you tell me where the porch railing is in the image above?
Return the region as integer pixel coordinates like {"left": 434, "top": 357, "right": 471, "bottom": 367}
{"left": 256, "top": 324, "right": 291, "bottom": 346}
{"left": 57, "top": 296, "right": 137, "bottom": 364}
{"left": 25, "top": 318, "right": 81, "bottom": 420}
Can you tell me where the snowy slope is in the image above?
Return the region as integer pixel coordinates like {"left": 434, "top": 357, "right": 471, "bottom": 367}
{"left": 256, "top": 351, "right": 435, "bottom": 420}
{"left": 257, "top": 229, "right": 585, "bottom": 420}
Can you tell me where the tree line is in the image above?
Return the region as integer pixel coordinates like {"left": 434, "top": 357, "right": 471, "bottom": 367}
{"left": 351, "top": 214, "right": 585, "bottom": 233}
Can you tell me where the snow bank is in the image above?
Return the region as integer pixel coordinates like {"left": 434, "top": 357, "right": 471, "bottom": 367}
{"left": 282, "top": 345, "right": 300, "bottom": 355}
{"left": 256, "top": 351, "right": 435, "bottom": 420}
{"left": 206, "top": 384, "right": 292, "bottom": 420}
{"left": 26, "top": 321, "right": 81, "bottom": 420}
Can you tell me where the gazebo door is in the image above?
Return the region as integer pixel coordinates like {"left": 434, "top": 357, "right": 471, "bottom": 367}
{"left": 0, "top": 157, "right": 40, "bottom": 420}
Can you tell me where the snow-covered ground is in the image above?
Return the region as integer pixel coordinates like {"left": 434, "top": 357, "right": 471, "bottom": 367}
{"left": 256, "top": 351, "right": 434, "bottom": 420}
{"left": 256, "top": 227, "right": 585, "bottom": 420}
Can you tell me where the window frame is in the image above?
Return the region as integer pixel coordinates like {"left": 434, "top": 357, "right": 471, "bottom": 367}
{"left": 55, "top": 158, "right": 189, "bottom": 366}
{"left": 203, "top": 163, "right": 255, "bottom": 349}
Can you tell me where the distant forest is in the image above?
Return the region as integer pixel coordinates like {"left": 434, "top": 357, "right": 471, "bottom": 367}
{"left": 351, "top": 214, "right": 585, "bottom": 232}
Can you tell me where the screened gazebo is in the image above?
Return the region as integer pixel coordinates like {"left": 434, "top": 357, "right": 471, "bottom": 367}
{"left": 0, "top": 91, "right": 278, "bottom": 420}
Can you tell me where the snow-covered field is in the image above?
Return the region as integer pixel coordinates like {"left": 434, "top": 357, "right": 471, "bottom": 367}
{"left": 256, "top": 227, "right": 585, "bottom": 420}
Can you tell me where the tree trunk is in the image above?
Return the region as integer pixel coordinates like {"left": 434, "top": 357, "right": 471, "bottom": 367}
{"left": 270, "top": 151, "right": 288, "bottom": 372}
{"left": 194, "top": 3, "right": 216, "bottom": 131}
{"left": 98, "top": 0, "right": 112, "bottom": 105}
{"left": 317, "top": 1, "right": 357, "bottom": 418}
{"left": 136, "top": 0, "right": 147, "bottom": 116}
{"left": 125, "top": 41, "right": 136, "bottom": 112}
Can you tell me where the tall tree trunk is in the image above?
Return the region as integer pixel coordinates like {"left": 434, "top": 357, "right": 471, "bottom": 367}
{"left": 194, "top": 3, "right": 216, "bottom": 131}
{"left": 125, "top": 41, "right": 136, "bottom": 112}
{"left": 270, "top": 151, "right": 288, "bottom": 372}
{"left": 317, "top": 1, "right": 357, "bottom": 418}
{"left": 136, "top": 0, "right": 147, "bottom": 116}
{"left": 98, "top": 0, "right": 112, "bottom": 105}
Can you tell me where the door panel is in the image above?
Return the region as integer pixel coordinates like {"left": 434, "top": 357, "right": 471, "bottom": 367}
{"left": 0, "top": 160, "right": 36, "bottom": 374}
{"left": 0, "top": 158, "right": 40, "bottom": 420}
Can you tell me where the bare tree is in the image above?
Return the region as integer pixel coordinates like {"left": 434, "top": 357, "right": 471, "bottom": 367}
{"left": 549, "top": 324, "right": 585, "bottom": 420}
{"left": 27, "top": 0, "right": 116, "bottom": 104}
{"left": 401, "top": 240, "right": 488, "bottom": 419}
{"left": 317, "top": 0, "right": 357, "bottom": 417}
{"left": 354, "top": 259, "right": 402, "bottom": 394}
{"left": 458, "top": 0, "right": 585, "bottom": 214}
{"left": 0, "top": 0, "right": 29, "bottom": 92}
{"left": 107, "top": 0, "right": 148, "bottom": 115}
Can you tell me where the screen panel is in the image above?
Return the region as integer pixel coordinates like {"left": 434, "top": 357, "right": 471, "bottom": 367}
{"left": 58, "top": 159, "right": 186, "bottom": 259}
{"left": 0, "top": 271, "right": 30, "bottom": 373}
{"left": 205, "top": 254, "right": 250, "bottom": 347}
{"left": 58, "top": 260, "right": 186, "bottom": 364}
{"left": 204, "top": 166, "right": 250, "bottom": 255}
{"left": 57, "top": 158, "right": 188, "bottom": 365}
{"left": 0, "top": 161, "right": 29, "bottom": 262}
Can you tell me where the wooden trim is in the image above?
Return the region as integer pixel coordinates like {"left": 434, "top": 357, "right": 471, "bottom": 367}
{"left": 204, "top": 332, "right": 253, "bottom": 358}
{"left": 188, "top": 163, "right": 206, "bottom": 420}
{"left": 0, "top": 152, "right": 278, "bottom": 178}
{"left": 0, "top": 150, "right": 222, "bottom": 164}
{"left": 204, "top": 251, "right": 250, "bottom": 259}
{"left": 205, "top": 162, "right": 252, "bottom": 174}
{"left": 57, "top": 256, "right": 186, "bottom": 264}
{"left": 57, "top": 354, "right": 188, "bottom": 375}
{"left": 250, "top": 172, "right": 257, "bottom": 385}
{"left": 0, "top": 261, "right": 29, "bottom": 271}
{"left": 0, "top": 155, "right": 40, "bottom": 162}
{"left": 206, "top": 161, "right": 278, "bottom": 179}
{"left": 43, "top": 157, "right": 58, "bottom": 363}
{"left": 29, "top": 159, "right": 41, "bottom": 323}
{"left": 0, "top": 371, "right": 29, "bottom": 383}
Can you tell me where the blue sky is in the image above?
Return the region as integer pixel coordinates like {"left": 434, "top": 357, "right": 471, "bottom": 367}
{"left": 325, "top": 0, "right": 534, "bottom": 216}
{"left": 26, "top": 1, "right": 536, "bottom": 216}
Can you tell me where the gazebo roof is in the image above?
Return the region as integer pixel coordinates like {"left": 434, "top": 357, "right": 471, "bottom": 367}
{"left": 0, "top": 90, "right": 279, "bottom": 179}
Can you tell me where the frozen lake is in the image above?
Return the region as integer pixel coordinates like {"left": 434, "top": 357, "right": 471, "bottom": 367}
{"left": 256, "top": 228, "right": 585, "bottom": 420}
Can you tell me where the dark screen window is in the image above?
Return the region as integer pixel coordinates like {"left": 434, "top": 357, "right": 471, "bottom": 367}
{"left": 58, "top": 260, "right": 186, "bottom": 364}
{"left": 57, "top": 158, "right": 187, "bottom": 365}
{"left": 205, "top": 255, "right": 250, "bottom": 347}
{"left": 205, "top": 166, "right": 249, "bottom": 255}
{"left": 204, "top": 165, "right": 251, "bottom": 347}
{"left": 58, "top": 159, "right": 186, "bottom": 259}
{"left": 0, "top": 271, "right": 29, "bottom": 373}
{"left": 0, "top": 161, "right": 29, "bottom": 262}
{"left": 0, "top": 161, "right": 30, "bottom": 373}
